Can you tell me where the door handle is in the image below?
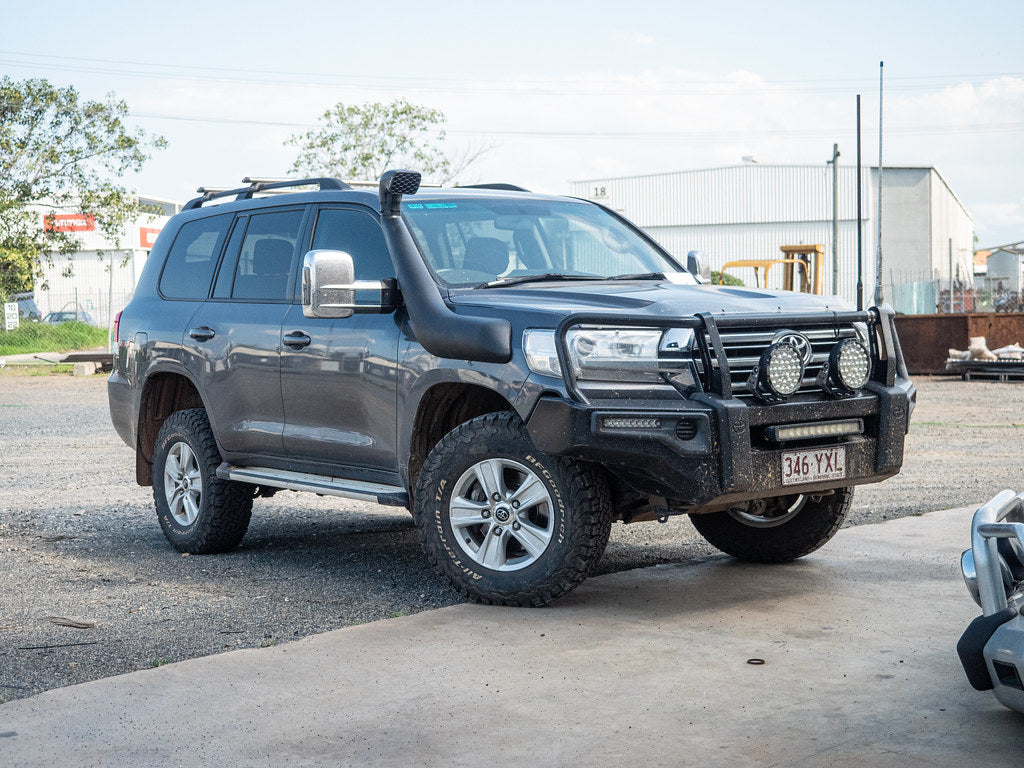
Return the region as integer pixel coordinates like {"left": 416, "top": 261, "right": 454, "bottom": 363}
{"left": 282, "top": 331, "right": 312, "bottom": 350}
{"left": 188, "top": 326, "right": 215, "bottom": 342}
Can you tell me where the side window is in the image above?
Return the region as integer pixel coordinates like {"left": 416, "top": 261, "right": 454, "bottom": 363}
{"left": 311, "top": 208, "right": 394, "bottom": 280}
{"left": 159, "top": 214, "right": 232, "bottom": 299}
{"left": 231, "top": 209, "right": 304, "bottom": 301}
{"left": 212, "top": 215, "right": 248, "bottom": 298}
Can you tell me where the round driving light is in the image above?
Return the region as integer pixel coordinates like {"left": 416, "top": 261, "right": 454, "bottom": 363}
{"left": 763, "top": 343, "right": 804, "bottom": 396}
{"left": 831, "top": 339, "right": 871, "bottom": 391}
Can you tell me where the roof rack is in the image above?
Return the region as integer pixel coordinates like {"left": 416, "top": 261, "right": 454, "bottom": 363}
{"left": 457, "top": 183, "right": 530, "bottom": 192}
{"left": 183, "top": 177, "right": 350, "bottom": 210}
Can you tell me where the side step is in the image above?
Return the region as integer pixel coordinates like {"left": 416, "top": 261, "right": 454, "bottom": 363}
{"left": 216, "top": 464, "right": 408, "bottom": 507}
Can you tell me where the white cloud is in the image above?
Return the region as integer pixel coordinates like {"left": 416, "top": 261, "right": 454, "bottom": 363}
{"left": 118, "top": 67, "right": 1024, "bottom": 244}
{"left": 614, "top": 31, "right": 659, "bottom": 48}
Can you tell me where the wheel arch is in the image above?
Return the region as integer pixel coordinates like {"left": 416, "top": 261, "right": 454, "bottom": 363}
{"left": 407, "top": 382, "right": 515, "bottom": 493}
{"left": 135, "top": 370, "right": 207, "bottom": 486}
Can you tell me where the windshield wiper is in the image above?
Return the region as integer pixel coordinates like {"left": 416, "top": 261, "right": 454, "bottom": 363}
{"left": 481, "top": 273, "right": 606, "bottom": 289}
{"left": 606, "top": 271, "right": 666, "bottom": 281}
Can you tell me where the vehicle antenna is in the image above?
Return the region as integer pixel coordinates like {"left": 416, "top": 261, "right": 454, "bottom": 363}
{"left": 873, "top": 62, "right": 885, "bottom": 306}
{"left": 856, "top": 94, "right": 864, "bottom": 311}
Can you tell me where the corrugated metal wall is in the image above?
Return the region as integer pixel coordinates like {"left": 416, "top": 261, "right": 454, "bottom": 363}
{"left": 36, "top": 250, "right": 149, "bottom": 329}
{"left": 30, "top": 202, "right": 172, "bottom": 327}
{"left": 574, "top": 165, "right": 862, "bottom": 228}
{"left": 572, "top": 165, "right": 974, "bottom": 313}
{"left": 643, "top": 219, "right": 867, "bottom": 300}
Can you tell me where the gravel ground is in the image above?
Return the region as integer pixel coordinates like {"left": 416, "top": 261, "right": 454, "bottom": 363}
{"left": 1, "top": 372, "right": 1022, "bottom": 702}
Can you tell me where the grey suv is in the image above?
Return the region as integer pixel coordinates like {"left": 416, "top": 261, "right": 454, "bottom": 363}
{"left": 109, "top": 171, "right": 915, "bottom": 606}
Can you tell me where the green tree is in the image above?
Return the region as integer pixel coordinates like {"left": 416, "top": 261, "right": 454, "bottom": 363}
{"left": 286, "top": 98, "right": 484, "bottom": 184}
{"left": 0, "top": 77, "right": 166, "bottom": 299}
{"left": 711, "top": 270, "right": 745, "bottom": 287}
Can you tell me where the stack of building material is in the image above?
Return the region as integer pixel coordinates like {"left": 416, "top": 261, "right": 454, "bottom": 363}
{"left": 946, "top": 337, "right": 1024, "bottom": 380}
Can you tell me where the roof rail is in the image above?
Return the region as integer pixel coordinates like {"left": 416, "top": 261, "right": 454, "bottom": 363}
{"left": 183, "top": 177, "right": 350, "bottom": 210}
{"left": 458, "top": 183, "right": 530, "bottom": 192}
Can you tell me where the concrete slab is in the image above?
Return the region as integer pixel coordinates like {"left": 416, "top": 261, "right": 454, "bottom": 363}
{"left": 2, "top": 506, "right": 1023, "bottom": 767}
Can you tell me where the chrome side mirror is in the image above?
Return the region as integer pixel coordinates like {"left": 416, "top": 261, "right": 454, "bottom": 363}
{"left": 686, "top": 250, "right": 712, "bottom": 282}
{"left": 302, "top": 250, "right": 398, "bottom": 318}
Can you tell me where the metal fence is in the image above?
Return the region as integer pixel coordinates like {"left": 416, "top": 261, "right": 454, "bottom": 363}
{"left": 893, "top": 282, "right": 1023, "bottom": 314}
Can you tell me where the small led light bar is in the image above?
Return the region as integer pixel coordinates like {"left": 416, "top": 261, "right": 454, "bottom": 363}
{"left": 602, "top": 417, "right": 662, "bottom": 430}
{"left": 766, "top": 419, "right": 863, "bottom": 442}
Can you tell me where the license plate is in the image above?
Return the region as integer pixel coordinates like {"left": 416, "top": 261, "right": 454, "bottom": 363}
{"left": 781, "top": 447, "right": 846, "bottom": 486}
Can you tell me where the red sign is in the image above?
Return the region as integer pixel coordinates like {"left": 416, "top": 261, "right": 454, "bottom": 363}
{"left": 43, "top": 214, "right": 95, "bottom": 233}
{"left": 139, "top": 227, "right": 162, "bottom": 248}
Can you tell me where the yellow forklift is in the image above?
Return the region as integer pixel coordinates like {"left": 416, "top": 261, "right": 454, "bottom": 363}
{"left": 717, "top": 244, "right": 825, "bottom": 295}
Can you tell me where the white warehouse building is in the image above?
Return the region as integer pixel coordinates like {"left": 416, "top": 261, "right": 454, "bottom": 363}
{"left": 571, "top": 165, "right": 974, "bottom": 314}
{"left": 33, "top": 196, "right": 181, "bottom": 330}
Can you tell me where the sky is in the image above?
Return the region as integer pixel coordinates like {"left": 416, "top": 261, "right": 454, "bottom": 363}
{"left": 3, "top": 0, "right": 1023, "bottom": 247}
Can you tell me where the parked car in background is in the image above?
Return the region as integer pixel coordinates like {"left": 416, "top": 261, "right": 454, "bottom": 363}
{"left": 12, "top": 292, "right": 41, "bottom": 321}
{"left": 42, "top": 309, "right": 95, "bottom": 325}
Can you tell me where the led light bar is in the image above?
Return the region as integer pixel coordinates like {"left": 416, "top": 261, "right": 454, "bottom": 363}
{"left": 602, "top": 417, "right": 662, "bottom": 430}
{"left": 766, "top": 419, "right": 863, "bottom": 442}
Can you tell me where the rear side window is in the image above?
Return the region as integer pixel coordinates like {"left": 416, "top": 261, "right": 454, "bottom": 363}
{"left": 231, "top": 209, "right": 304, "bottom": 301}
{"left": 159, "top": 215, "right": 232, "bottom": 299}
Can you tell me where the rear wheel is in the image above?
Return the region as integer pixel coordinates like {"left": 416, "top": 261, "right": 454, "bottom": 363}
{"left": 413, "top": 412, "right": 613, "bottom": 606}
{"left": 152, "top": 409, "right": 253, "bottom": 554}
{"left": 689, "top": 488, "right": 853, "bottom": 563}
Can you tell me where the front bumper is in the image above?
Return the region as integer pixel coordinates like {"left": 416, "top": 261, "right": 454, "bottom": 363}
{"left": 525, "top": 304, "right": 913, "bottom": 510}
{"left": 958, "top": 490, "right": 1024, "bottom": 714}
{"left": 525, "top": 379, "right": 912, "bottom": 510}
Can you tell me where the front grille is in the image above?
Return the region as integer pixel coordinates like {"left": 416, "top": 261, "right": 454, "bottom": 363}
{"left": 705, "top": 325, "right": 860, "bottom": 398}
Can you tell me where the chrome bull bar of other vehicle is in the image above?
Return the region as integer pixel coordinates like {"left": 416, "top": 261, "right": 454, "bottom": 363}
{"left": 962, "top": 489, "right": 1024, "bottom": 616}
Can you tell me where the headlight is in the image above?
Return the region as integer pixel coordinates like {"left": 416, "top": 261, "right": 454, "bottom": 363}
{"left": 831, "top": 339, "right": 871, "bottom": 391}
{"left": 566, "top": 327, "right": 665, "bottom": 383}
{"left": 523, "top": 330, "right": 562, "bottom": 378}
{"left": 762, "top": 342, "right": 804, "bottom": 397}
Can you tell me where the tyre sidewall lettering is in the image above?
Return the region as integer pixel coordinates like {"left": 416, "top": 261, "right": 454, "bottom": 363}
{"left": 431, "top": 448, "right": 568, "bottom": 586}
{"left": 154, "top": 431, "right": 200, "bottom": 538}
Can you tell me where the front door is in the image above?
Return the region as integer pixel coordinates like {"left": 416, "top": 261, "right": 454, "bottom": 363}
{"left": 280, "top": 206, "right": 400, "bottom": 476}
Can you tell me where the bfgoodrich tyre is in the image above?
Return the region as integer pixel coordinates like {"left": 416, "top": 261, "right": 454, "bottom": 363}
{"left": 413, "top": 412, "right": 613, "bottom": 606}
{"left": 152, "top": 408, "right": 253, "bottom": 554}
{"left": 689, "top": 488, "right": 853, "bottom": 563}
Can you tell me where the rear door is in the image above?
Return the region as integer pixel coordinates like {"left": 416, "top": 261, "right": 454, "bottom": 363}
{"left": 182, "top": 206, "right": 308, "bottom": 457}
{"left": 280, "top": 205, "right": 401, "bottom": 476}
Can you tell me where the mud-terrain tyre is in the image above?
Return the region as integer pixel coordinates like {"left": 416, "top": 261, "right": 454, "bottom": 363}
{"left": 689, "top": 488, "right": 853, "bottom": 563}
{"left": 413, "top": 411, "right": 613, "bottom": 606}
{"left": 152, "top": 408, "right": 253, "bottom": 554}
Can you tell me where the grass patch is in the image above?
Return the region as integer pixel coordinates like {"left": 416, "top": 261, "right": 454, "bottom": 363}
{"left": 0, "top": 322, "right": 107, "bottom": 356}
{"left": 149, "top": 658, "right": 171, "bottom": 668}
{"left": 0, "top": 364, "right": 77, "bottom": 377}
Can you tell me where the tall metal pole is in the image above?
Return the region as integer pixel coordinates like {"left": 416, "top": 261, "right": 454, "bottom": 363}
{"left": 107, "top": 251, "right": 114, "bottom": 352}
{"left": 829, "top": 143, "right": 840, "bottom": 296}
{"left": 948, "top": 238, "right": 954, "bottom": 313}
{"left": 874, "top": 61, "right": 885, "bottom": 306}
{"left": 856, "top": 95, "right": 864, "bottom": 310}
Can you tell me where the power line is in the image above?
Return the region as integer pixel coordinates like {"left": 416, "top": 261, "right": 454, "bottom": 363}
{"left": 129, "top": 110, "right": 1024, "bottom": 141}
{"left": 2, "top": 50, "right": 1021, "bottom": 96}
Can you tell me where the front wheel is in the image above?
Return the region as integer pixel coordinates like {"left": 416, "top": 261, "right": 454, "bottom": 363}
{"left": 413, "top": 412, "right": 613, "bottom": 606}
{"left": 689, "top": 488, "right": 853, "bottom": 563}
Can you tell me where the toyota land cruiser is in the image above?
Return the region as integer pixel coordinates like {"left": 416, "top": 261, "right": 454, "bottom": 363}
{"left": 108, "top": 170, "right": 915, "bottom": 606}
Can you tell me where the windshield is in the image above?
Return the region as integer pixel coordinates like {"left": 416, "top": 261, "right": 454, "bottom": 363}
{"left": 402, "top": 196, "right": 683, "bottom": 287}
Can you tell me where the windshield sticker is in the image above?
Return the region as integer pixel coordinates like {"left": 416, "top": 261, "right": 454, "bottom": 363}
{"left": 425, "top": 203, "right": 459, "bottom": 209}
